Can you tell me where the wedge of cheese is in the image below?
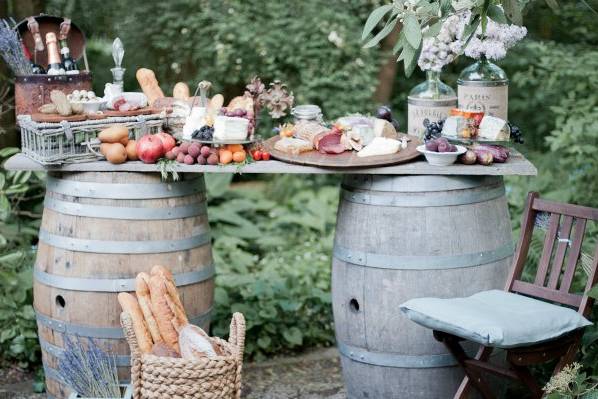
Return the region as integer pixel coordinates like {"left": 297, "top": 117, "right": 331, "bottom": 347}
{"left": 357, "top": 137, "right": 401, "bottom": 158}
{"left": 479, "top": 115, "right": 510, "bottom": 141}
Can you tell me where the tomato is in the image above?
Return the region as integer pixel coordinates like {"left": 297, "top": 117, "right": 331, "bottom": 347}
{"left": 261, "top": 151, "right": 271, "bottom": 161}
{"left": 252, "top": 150, "right": 262, "bottom": 161}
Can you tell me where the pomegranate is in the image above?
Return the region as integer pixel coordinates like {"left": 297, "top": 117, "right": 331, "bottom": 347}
{"left": 155, "top": 132, "right": 176, "bottom": 153}
{"left": 136, "top": 135, "right": 164, "bottom": 164}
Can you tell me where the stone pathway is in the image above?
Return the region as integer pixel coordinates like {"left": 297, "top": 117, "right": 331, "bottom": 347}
{"left": 0, "top": 348, "right": 346, "bottom": 399}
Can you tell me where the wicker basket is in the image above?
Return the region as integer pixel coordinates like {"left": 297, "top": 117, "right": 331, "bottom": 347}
{"left": 17, "top": 114, "right": 163, "bottom": 165}
{"left": 121, "top": 312, "right": 246, "bottom": 399}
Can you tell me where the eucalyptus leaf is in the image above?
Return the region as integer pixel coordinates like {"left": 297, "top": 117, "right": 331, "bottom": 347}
{"left": 361, "top": 4, "right": 394, "bottom": 41}
{"left": 502, "top": 0, "right": 523, "bottom": 25}
{"left": 403, "top": 14, "right": 422, "bottom": 49}
{"left": 404, "top": 44, "right": 422, "bottom": 77}
{"left": 487, "top": 4, "right": 508, "bottom": 24}
{"left": 363, "top": 16, "right": 398, "bottom": 49}
{"left": 392, "top": 32, "right": 406, "bottom": 54}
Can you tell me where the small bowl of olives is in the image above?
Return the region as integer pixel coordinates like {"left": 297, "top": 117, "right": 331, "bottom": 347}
{"left": 417, "top": 137, "right": 466, "bottom": 166}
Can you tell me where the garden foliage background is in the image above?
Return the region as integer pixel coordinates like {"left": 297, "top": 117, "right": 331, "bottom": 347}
{"left": 1, "top": 0, "right": 597, "bottom": 382}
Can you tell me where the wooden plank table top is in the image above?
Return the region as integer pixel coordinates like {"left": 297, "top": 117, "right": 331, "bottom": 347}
{"left": 3, "top": 152, "right": 537, "bottom": 176}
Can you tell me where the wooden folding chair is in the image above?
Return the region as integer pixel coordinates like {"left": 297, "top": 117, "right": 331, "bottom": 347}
{"left": 433, "top": 192, "right": 598, "bottom": 399}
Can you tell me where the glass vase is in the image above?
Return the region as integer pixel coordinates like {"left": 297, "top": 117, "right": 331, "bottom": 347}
{"left": 407, "top": 71, "right": 457, "bottom": 138}
{"left": 457, "top": 55, "right": 509, "bottom": 120}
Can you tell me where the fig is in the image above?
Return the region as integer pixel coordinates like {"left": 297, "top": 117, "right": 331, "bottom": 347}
{"left": 184, "top": 154, "right": 195, "bottom": 165}
{"left": 179, "top": 142, "right": 190, "bottom": 155}
{"left": 425, "top": 140, "right": 439, "bottom": 152}
{"left": 188, "top": 143, "right": 201, "bottom": 158}
{"left": 207, "top": 153, "right": 219, "bottom": 165}
{"left": 200, "top": 145, "right": 211, "bottom": 157}
{"left": 476, "top": 151, "right": 494, "bottom": 166}
{"left": 176, "top": 152, "right": 186, "bottom": 163}
{"left": 376, "top": 105, "right": 392, "bottom": 122}
{"left": 197, "top": 155, "right": 207, "bottom": 165}
{"left": 460, "top": 150, "right": 477, "bottom": 165}
{"left": 437, "top": 141, "right": 451, "bottom": 153}
{"left": 165, "top": 150, "right": 176, "bottom": 160}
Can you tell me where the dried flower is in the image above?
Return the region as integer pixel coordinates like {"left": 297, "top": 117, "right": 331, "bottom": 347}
{"left": 0, "top": 20, "right": 32, "bottom": 76}
{"left": 58, "top": 335, "right": 121, "bottom": 398}
{"left": 259, "top": 80, "right": 294, "bottom": 119}
{"left": 246, "top": 76, "right": 265, "bottom": 97}
{"left": 544, "top": 362, "right": 581, "bottom": 394}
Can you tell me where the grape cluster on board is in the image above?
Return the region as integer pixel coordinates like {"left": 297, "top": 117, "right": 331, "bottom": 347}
{"left": 192, "top": 126, "right": 214, "bottom": 141}
{"left": 423, "top": 118, "right": 444, "bottom": 142}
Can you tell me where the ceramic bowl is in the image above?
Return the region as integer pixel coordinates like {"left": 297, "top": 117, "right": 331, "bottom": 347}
{"left": 71, "top": 99, "right": 107, "bottom": 114}
{"left": 417, "top": 144, "right": 467, "bottom": 166}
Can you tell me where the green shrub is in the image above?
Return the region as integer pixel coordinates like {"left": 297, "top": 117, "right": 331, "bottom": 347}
{"left": 0, "top": 148, "right": 45, "bottom": 367}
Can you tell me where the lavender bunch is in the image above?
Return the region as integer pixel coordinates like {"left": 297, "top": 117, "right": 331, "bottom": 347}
{"left": 58, "top": 335, "right": 121, "bottom": 398}
{"left": 0, "top": 20, "right": 32, "bottom": 76}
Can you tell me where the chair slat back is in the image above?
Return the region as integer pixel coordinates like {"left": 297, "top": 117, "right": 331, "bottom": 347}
{"left": 506, "top": 192, "right": 598, "bottom": 317}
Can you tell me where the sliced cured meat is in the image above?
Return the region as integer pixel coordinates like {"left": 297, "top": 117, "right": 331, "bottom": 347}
{"left": 320, "top": 143, "right": 346, "bottom": 154}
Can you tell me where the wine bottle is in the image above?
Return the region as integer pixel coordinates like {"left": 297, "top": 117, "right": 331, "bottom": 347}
{"left": 45, "top": 32, "right": 65, "bottom": 75}
{"left": 20, "top": 40, "right": 45, "bottom": 74}
{"left": 59, "top": 38, "right": 78, "bottom": 74}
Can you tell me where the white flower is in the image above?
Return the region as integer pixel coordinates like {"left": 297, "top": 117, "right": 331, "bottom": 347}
{"left": 328, "top": 30, "right": 344, "bottom": 48}
{"left": 418, "top": 12, "right": 467, "bottom": 72}
{"left": 463, "top": 16, "right": 527, "bottom": 60}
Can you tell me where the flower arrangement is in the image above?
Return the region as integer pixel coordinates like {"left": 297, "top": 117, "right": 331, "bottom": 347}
{"left": 464, "top": 16, "right": 527, "bottom": 61}
{"left": 58, "top": 335, "right": 121, "bottom": 398}
{"left": 361, "top": 0, "right": 558, "bottom": 76}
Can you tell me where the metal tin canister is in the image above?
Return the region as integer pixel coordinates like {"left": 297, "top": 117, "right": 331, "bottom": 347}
{"left": 407, "top": 96, "right": 457, "bottom": 138}
{"left": 457, "top": 79, "right": 509, "bottom": 121}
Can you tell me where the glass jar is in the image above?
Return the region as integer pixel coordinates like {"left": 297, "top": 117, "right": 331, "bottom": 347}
{"left": 292, "top": 105, "right": 323, "bottom": 123}
{"left": 407, "top": 71, "right": 457, "bottom": 138}
{"left": 457, "top": 55, "right": 509, "bottom": 120}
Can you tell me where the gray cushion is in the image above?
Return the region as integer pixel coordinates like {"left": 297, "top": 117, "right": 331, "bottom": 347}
{"left": 400, "top": 290, "right": 592, "bottom": 348}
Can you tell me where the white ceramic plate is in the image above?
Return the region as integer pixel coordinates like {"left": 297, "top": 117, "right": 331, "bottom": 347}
{"left": 417, "top": 144, "right": 467, "bottom": 166}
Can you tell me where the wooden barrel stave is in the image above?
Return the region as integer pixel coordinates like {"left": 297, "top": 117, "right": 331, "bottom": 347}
{"left": 34, "top": 172, "right": 213, "bottom": 399}
{"left": 333, "top": 175, "right": 512, "bottom": 399}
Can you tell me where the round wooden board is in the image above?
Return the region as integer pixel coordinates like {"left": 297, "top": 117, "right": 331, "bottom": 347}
{"left": 31, "top": 113, "right": 87, "bottom": 123}
{"left": 263, "top": 134, "right": 422, "bottom": 168}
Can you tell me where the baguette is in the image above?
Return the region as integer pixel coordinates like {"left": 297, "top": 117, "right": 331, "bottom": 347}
{"left": 136, "top": 68, "right": 164, "bottom": 106}
{"left": 173, "top": 82, "right": 190, "bottom": 100}
{"left": 136, "top": 273, "right": 163, "bottom": 344}
{"left": 117, "top": 293, "right": 153, "bottom": 353}
{"left": 151, "top": 265, "right": 188, "bottom": 325}
{"left": 149, "top": 275, "right": 180, "bottom": 353}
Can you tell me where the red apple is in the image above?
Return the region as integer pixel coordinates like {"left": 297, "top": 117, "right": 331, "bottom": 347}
{"left": 136, "top": 135, "right": 164, "bottom": 164}
{"left": 155, "top": 132, "right": 176, "bottom": 153}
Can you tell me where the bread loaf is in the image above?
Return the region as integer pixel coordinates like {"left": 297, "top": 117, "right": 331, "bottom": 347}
{"left": 151, "top": 265, "right": 188, "bottom": 325}
{"left": 136, "top": 273, "right": 163, "bottom": 344}
{"left": 151, "top": 342, "right": 181, "bottom": 358}
{"left": 117, "top": 293, "right": 153, "bottom": 353}
{"left": 179, "top": 324, "right": 221, "bottom": 359}
{"left": 136, "top": 68, "right": 165, "bottom": 106}
{"left": 173, "top": 82, "right": 190, "bottom": 100}
{"left": 149, "top": 275, "right": 180, "bottom": 353}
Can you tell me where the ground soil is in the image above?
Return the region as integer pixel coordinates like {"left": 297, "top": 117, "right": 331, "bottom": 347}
{"left": 0, "top": 348, "right": 346, "bottom": 399}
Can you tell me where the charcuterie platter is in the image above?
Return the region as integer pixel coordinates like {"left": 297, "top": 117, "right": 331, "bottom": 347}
{"left": 263, "top": 134, "right": 422, "bottom": 168}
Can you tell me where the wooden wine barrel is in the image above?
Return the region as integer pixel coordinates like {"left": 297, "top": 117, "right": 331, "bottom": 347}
{"left": 332, "top": 175, "right": 513, "bottom": 399}
{"left": 33, "top": 172, "right": 214, "bottom": 399}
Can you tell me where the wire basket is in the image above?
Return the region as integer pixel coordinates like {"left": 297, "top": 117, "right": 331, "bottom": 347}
{"left": 18, "top": 114, "right": 164, "bottom": 165}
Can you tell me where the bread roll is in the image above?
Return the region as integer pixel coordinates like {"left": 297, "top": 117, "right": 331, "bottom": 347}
{"left": 179, "top": 324, "right": 221, "bottom": 359}
{"left": 151, "top": 342, "right": 181, "bottom": 358}
{"left": 173, "top": 82, "right": 190, "bottom": 100}
{"left": 136, "top": 68, "right": 164, "bottom": 106}
{"left": 149, "top": 275, "right": 180, "bottom": 353}
{"left": 136, "top": 273, "right": 162, "bottom": 344}
{"left": 117, "top": 293, "right": 153, "bottom": 353}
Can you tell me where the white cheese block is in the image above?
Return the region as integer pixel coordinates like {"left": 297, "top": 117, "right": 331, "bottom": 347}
{"left": 441, "top": 116, "right": 463, "bottom": 137}
{"left": 357, "top": 137, "right": 401, "bottom": 158}
{"left": 373, "top": 118, "right": 398, "bottom": 139}
{"left": 479, "top": 115, "right": 510, "bottom": 141}
{"left": 213, "top": 116, "right": 249, "bottom": 141}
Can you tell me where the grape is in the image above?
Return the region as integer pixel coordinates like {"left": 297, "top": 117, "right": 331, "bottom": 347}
{"left": 423, "top": 118, "right": 445, "bottom": 142}
{"left": 508, "top": 122, "right": 524, "bottom": 144}
{"left": 193, "top": 125, "right": 214, "bottom": 141}
{"left": 376, "top": 105, "right": 392, "bottom": 121}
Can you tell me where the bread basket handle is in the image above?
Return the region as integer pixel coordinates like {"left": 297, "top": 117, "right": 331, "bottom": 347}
{"left": 120, "top": 312, "right": 141, "bottom": 357}
{"left": 228, "top": 312, "right": 246, "bottom": 361}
